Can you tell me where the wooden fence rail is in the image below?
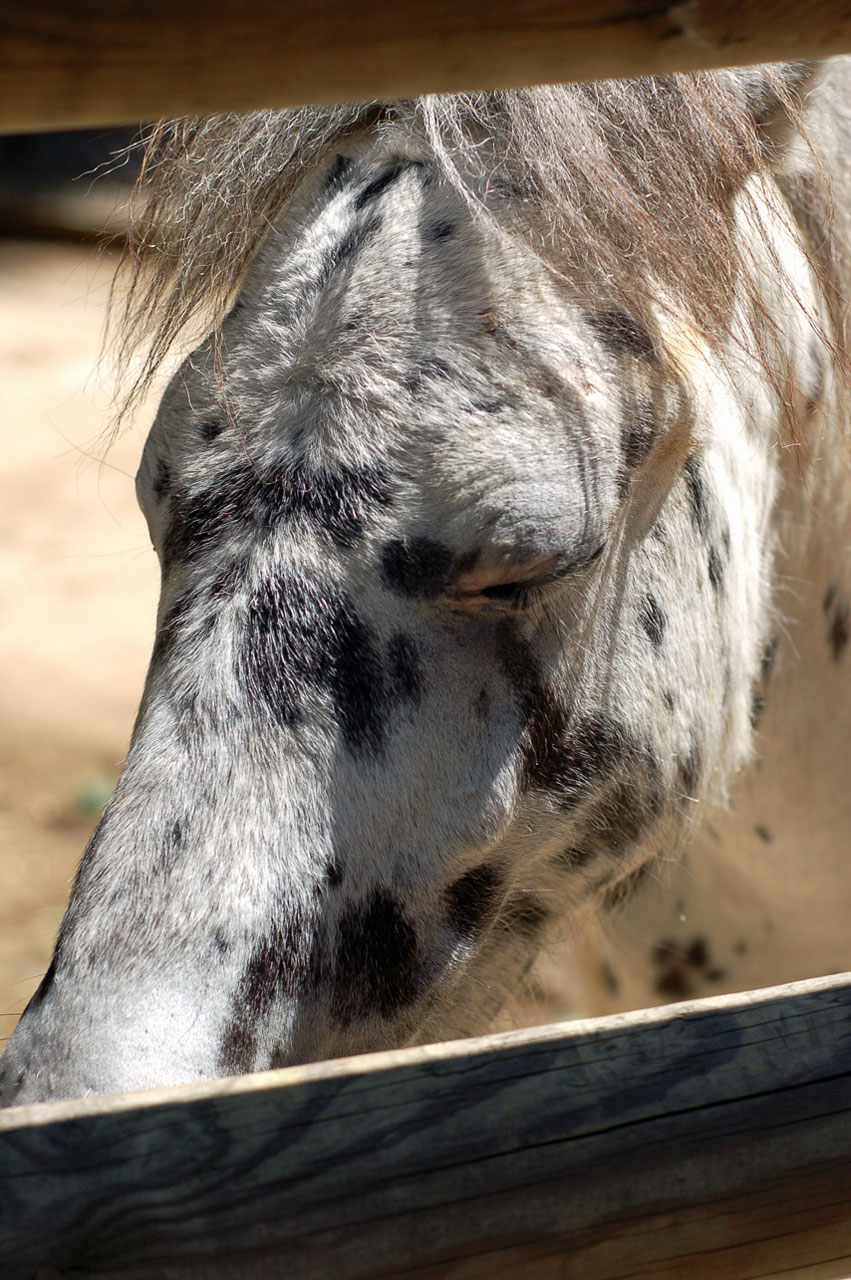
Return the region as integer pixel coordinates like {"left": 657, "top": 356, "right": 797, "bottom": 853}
{"left": 4, "top": 0, "right": 851, "bottom": 133}
{"left": 1, "top": 971, "right": 850, "bottom": 1280}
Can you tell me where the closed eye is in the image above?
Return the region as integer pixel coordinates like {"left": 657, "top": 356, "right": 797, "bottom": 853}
{"left": 453, "top": 543, "right": 605, "bottom": 611}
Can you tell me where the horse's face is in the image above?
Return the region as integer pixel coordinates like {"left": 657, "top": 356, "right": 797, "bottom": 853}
{"left": 0, "top": 150, "right": 778, "bottom": 1102}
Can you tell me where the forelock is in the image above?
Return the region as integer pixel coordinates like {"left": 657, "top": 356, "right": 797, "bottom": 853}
{"left": 110, "top": 68, "right": 835, "bottom": 427}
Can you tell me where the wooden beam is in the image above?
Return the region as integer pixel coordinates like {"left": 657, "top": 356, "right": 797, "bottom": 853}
{"left": 3, "top": 1, "right": 851, "bottom": 133}
{"left": 2, "top": 972, "right": 850, "bottom": 1279}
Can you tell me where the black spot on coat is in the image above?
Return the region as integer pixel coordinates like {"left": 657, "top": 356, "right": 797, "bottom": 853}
{"left": 325, "top": 153, "right": 355, "bottom": 196}
{"left": 423, "top": 219, "right": 455, "bottom": 241}
{"left": 496, "top": 623, "right": 635, "bottom": 804}
{"left": 620, "top": 397, "right": 657, "bottom": 473}
{"left": 164, "top": 458, "right": 393, "bottom": 567}
{"left": 587, "top": 309, "right": 656, "bottom": 361}
{"left": 239, "top": 570, "right": 389, "bottom": 755}
{"left": 329, "top": 600, "right": 388, "bottom": 755}
{"left": 707, "top": 546, "right": 725, "bottom": 591}
{"left": 683, "top": 455, "right": 710, "bottom": 536}
{"left": 678, "top": 745, "right": 701, "bottom": 798}
{"left": 334, "top": 890, "right": 420, "bottom": 1020}
{"left": 318, "top": 214, "right": 382, "bottom": 286}
{"left": 639, "top": 593, "right": 666, "bottom": 647}
{"left": 219, "top": 906, "right": 307, "bottom": 1075}
{"left": 445, "top": 864, "right": 503, "bottom": 934}
{"left": 354, "top": 159, "right": 421, "bottom": 210}
{"left": 498, "top": 897, "right": 549, "bottom": 939}
{"left": 602, "top": 861, "right": 651, "bottom": 911}
{"left": 381, "top": 537, "right": 453, "bottom": 597}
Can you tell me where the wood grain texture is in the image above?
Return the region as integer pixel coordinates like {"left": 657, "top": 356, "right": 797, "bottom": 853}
{"left": 3, "top": 0, "right": 851, "bottom": 132}
{"left": 1, "top": 973, "right": 850, "bottom": 1279}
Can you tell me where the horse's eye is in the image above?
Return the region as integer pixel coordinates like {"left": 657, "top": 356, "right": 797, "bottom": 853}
{"left": 478, "top": 581, "right": 534, "bottom": 606}
{"left": 452, "top": 543, "right": 606, "bottom": 610}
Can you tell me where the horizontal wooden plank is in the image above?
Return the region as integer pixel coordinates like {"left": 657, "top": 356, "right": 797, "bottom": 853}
{"left": 3, "top": 1, "right": 851, "bottom": 132}
{"left": 1, "top": 972, "right": 850, "bottom": 1279}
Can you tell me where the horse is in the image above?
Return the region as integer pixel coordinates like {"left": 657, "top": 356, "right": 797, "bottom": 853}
{"left": 3, "top": 58, "right": 851, "bottom": 1104}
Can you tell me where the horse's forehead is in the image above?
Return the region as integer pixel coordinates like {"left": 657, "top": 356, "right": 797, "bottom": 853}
{"left": 230, "top": 163, "right": 605, "bottom": 393}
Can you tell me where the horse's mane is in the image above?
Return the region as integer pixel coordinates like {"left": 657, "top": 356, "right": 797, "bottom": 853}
{"left": 111, "top": 65, "right": 848, "bottom": 422}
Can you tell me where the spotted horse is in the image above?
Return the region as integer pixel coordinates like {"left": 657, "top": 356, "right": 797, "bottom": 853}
{"left": 4, "top": 59, "right": 851, "bottom": 1104}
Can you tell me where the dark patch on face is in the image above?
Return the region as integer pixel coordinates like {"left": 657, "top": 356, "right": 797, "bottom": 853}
{"left": 735, "top": 939, "right": 749, "bottom": 955}
{"left": 620, "top": 397, "right": 657, "bottom": 474}
{"left": 707, "top": 546, "right": 724, "bottom": 592}
{"left": 602, "top": 861, "right": 651, "bottom": 911}
{"left": 824, "top": 583, "right": 837, "bottom": 614}
{"left": 319, "top": 214, "right": 382, "bottom": 285}
{"left": 829, "top": 602, "right": 850, "bottom": 661}
{"left": 677, "top": 745, "right": 701, "bottom": 798}
{"left": 329, "top": 600, "right": 388, "bottom": 755}
{"left": 387, "top": 633, "right": 423, "bottom": 706}
{"left": 445, "top": 864, "right": 504, "bottom": 935}
{"left": 498, "top": 896, "right": 549, "bottom": 940}
{"left": 750, "top": 691, "right": 765, "bottom": 729}
{"left": 638, "top": 593, "right": 666, "bottom": 648}
{"left": 153, "top": 458, "right": 172, "bottom": 502}
{"left": 219, "top": 907, "right": 307, "bottom": 1075}
{"left": 239, "top": 569, "right": 390, "bottom": 756}
{"left": 683, "top": 455, "right": 710, "bottom": 536}
{"left": 380, "top": 537, "right": 454, "bottom": 598}
{"left": 325, "top": 153, "right": 355, "bottom": 196}
{"left": 552, "top": 841, "right": 597, "bottom": 872}
{"left": 157, "top": 818, "right": 185, "bottom": 872}
{"left": 354, "top": 159, "right": 420, "bottom": 211}
{"left": 239, "top": 569, "right": 326, "bottom": 730}
{"left": 754, "top": 825, "right": 772, "bottom": 843}
{"left": 587, "top": 309, "right": 656, "bottom": 361}
{"left": 200, "top": 419, "right": 225, "bottom": 443}
{"left": 263, "top": 458, "right": 393, "bottom": 549}
{"left": 496, "top": 623, "right": 641, "bottom": 807}
{"left": 334, "top": 889, "right": 420, "bottom": 1020}
{"left": 593, "top": 776, "right": 655, "bottom": 854}
{"left": 539, "top": 714, "right": 630, "bottom": 806}
{"left": 423, "top": 219, "right": 455, "bottom": 242}
{"left": 164, "top": 458, "right": 393, "bottom": 568}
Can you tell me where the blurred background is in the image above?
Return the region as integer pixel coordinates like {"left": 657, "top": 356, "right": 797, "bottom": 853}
{"left": 0, "top": 129, "right": 160, "bottom": 1044}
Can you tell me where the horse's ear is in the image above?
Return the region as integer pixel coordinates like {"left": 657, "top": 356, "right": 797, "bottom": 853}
{"left": 721, "top": 62, "right": 820, "bottom": 172}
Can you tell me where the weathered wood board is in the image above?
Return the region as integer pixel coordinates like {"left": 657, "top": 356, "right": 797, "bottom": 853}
{"left": 1, "top": 972, "right": 850, "bottom": 1279}
{"left": 4, "top": 0, "right": 851, "bottom": 132}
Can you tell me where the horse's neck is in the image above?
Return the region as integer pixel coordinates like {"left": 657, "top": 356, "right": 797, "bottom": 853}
{"left": 561, "top": 396, "right": 851, "bottom": 1016}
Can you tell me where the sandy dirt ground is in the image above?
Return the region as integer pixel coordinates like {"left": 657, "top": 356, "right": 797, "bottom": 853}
{"left": 0, "top": 240, "right": 159, "bottom": 1047}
